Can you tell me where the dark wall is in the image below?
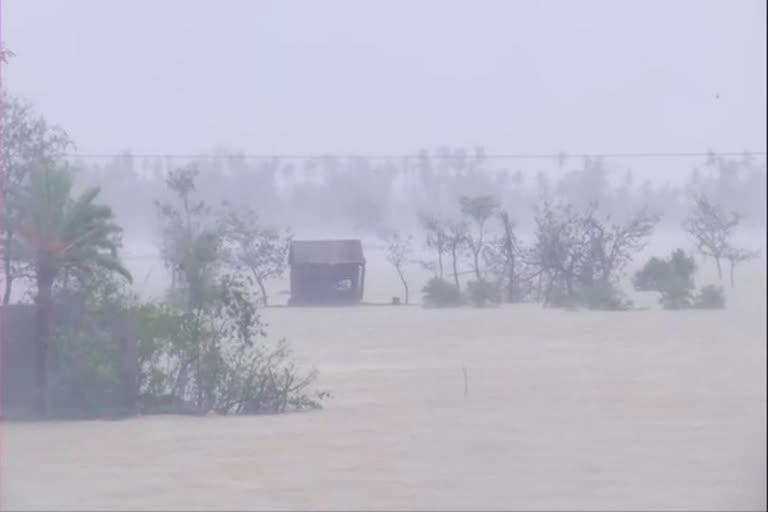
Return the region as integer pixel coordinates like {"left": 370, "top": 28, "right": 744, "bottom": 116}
{"left": 290, "top": 263, "right": 364, "bottom": 305}
{"left": 1, "top": 304, "right": 139, "bottom": 420}
{"left": 1, "top": 306, "right": 37, "bottom": 418}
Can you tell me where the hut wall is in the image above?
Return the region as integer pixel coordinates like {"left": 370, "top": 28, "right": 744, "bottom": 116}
{"left": 290, "top": 263, "right": 364, "bottom": 305}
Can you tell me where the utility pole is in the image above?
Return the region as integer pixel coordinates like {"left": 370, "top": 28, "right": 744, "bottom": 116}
{"left": 0, "top": 3, "right": 6, "bottom": 508}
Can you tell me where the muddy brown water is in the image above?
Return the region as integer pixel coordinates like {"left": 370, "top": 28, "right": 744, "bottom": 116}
{"left": 2, "top": 264, "right": 766, "bottom": 510}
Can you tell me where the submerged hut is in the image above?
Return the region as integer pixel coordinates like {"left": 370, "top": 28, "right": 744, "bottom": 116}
{"left": 288, "top": 239, "right": 366, "bottom": 305}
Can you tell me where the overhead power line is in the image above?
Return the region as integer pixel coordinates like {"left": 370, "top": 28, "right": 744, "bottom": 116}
{"left": 63, "top": 150, "right": 768, "bottom": 161}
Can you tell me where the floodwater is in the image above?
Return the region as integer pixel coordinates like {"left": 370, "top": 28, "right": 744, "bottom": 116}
{"left": 2, "top": 265, "right": 766, "bottom": 510}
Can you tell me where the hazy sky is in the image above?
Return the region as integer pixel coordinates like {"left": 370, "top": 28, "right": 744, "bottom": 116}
{"left": 3, "top": 0, "right": 766, "bottom": 157}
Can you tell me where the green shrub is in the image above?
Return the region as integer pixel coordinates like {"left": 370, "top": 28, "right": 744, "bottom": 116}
{"left": 133, "top": 303, "right": 185, "bottom": 405}
{"left": 465, "top": 279, "right": 500, "bottom": 308}
{"left": 133, "top": 298, "right": 327, "bottom": 416}
{"left": 659, "top": 287, "right": 693, "bottom": 310}
{"left": 215, "top": 339, "right": 329, "bottom": 415}
{"left": 422, "top": 277, "right": 463, "bottom": 307}
{"left": 693, "top": 285, "right": 726, "bottom": 309}
{"left": 634, "top": 249, "right": 697, "bottom": 309}
{"left": 48, "top": 326, "right": 124, "bottom": 418}
{"left": 546, "top": 280, "right": 630, "bottom": 311}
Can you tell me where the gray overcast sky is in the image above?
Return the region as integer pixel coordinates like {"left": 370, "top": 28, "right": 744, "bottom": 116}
{"left": 3, "top": 0, "right": 766, "bottom": 156}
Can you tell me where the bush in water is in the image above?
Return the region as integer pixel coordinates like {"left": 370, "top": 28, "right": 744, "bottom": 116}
{"left": 423, "top": 277, "right": 463, "bottom": 307}
{"left": 465, "top": 279, "right": 500, "bottom": 308}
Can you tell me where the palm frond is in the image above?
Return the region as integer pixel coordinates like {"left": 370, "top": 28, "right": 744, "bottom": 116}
{"left": 85, "top": 252, "right": 133, "bottom": 283}
{"left": 18, "top": 166, "right": 132, "bottom": 286}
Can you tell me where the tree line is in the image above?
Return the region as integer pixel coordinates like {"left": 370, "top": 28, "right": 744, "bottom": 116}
{"left": 381, "top": 190, "right": 759, "bottom": 310}
{"left": 70, "top": 147, "right": 767, "bottom": 242}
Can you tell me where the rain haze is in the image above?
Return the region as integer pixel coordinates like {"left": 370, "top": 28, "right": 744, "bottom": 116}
{"left": 3, "top": 0, "right": 767, "bottom": 157}
{"left": 0, "top": 0, "right": 766, "bottom": 510}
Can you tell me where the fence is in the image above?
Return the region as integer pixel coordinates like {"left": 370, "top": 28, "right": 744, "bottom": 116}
{"left": 1, "top": 304, "right": 139, "bottom": 420}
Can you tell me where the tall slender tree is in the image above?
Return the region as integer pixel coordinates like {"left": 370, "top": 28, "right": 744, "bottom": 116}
{"left": 418, "top": 212, "right": 447, "bottom": 279}
{"left": 683, "top": 194, "right": 741, "bottom": 280}
{"left": 383, "top": 232, "right": 414, "bottom": 305}
{"left": 460, "top": 195, "right": 499, "bottom": 280}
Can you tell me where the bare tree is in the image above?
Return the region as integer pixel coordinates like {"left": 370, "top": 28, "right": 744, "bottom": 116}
{"left": 220, "top": 204, "right": 291, "bottom": 306}
{"left": 418, "top": 212, "right": 447, "bottom": 279}
{"left": 445, "top": 221, "right": 468, "bottom": 290}
{"left": 532, "top": 202, "right": 593, "bottom": 304}
{"left": 460, "top": 195, "right": 499, "bottom": 280}
{"left": 383, "top": 232, "right": 414, "bottom": 304}
{"left": 683, "top": 195, "right": 741, "bottom": 280}
{"left": 723, "top": 247, "right": 759, "bottom": 287}
{"left": 583, "top": 206, "right": 660, "bottom": 287}
{"left": 532, "top": 201, "right": 658, "bottom": 309}
{"left": 498, "top": 210, "right": 521, "bottom": 302}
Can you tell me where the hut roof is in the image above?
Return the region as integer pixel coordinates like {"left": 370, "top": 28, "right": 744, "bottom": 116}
{"left": 289, "top": 239, "right": 365, "bottom": 265}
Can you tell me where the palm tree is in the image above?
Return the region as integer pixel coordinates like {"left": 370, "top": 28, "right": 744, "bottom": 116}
{"left": 17, "top": 166, "right": 132, "bottom": 416}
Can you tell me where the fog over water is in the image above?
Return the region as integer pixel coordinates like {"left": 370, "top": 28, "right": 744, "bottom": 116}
{"left": 1, "top": 0, "right": 766, "bottom": 510}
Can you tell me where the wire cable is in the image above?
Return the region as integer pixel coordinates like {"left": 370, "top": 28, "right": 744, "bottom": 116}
{"left": 63, "top": 150, "right": 768, "bottom": 161}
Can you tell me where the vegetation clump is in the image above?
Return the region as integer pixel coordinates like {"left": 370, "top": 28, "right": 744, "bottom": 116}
{"left": 465, "top": 279, "right": 500, "bottom": 308}
{"left": 633, "top": 249, "right": 725, "bottom": 310}
{"left": 422, "top": 277, "right": 463, "bottom": 307}
{"left": 693, "top": 284, "right": 726, "bottom": 310}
